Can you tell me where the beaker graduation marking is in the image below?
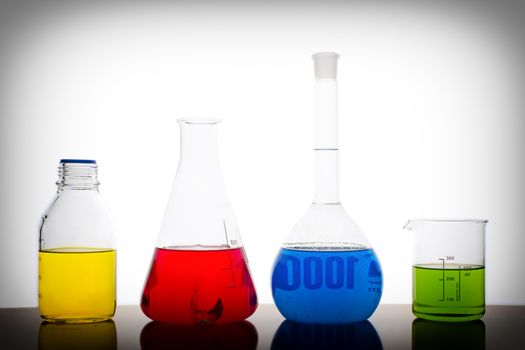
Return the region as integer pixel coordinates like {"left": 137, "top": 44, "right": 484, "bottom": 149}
{"left": 438, "top": 256, "right": 468, "bottom": 303}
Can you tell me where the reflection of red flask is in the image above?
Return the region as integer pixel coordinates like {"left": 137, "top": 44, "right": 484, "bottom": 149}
{"left": 140, "top": 320, "right": 258, "bottom": 350}
{"left": 141, "top": 119, "right": 257, "bottom": 325}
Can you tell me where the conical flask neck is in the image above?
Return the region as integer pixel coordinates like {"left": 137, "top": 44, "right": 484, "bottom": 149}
{"left": 175, "top": 118, "right": 226, "bottom": 200}
{"left": 157, "top": 118, "right": 240, "bottom": 249}
{"left": 178, "top": 119, "right": 221, "bottom": 170}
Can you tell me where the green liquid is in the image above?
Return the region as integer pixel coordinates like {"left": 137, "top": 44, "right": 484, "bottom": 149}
{"left": 413, "top": 264, "right": 485, "bottom": 322}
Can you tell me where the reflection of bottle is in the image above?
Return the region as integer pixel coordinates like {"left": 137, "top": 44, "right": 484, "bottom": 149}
{"left": 271, "top": 320, "right": 382, "bottom": 350}
{"left": 412, "top": 319, "right": 485, "bottom": 350}
{"left": 141, "top": 119, "right": 257, "bottom": 325}
{"left": 140, "top": 321, "right": 258, "bottom": 350}
{"left": 39, "top": 320, "right": 116, "bottom": 350}
{"left": 39, "top": 160, "right": 116, "bottom": 323}
{"left": 271, "top": 53, "right": 382, "bottom": 324}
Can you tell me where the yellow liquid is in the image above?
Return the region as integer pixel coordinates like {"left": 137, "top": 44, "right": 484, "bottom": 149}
{"left": 39, "top": 248, "right": 116, "bottom": 323}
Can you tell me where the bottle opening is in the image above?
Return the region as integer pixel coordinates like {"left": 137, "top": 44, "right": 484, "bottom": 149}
{"left": 177, "top": 118, "right": 222, "bottom": 125}
{"left": 57, "top": 160, "right": 99, "bottom": 190}
{"left": 60, "top": 159, "right": 96, "bottom": 164}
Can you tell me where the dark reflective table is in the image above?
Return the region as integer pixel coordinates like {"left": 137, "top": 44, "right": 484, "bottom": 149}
{"left": 0, "top": 305, "right": 523, "bottom": 349}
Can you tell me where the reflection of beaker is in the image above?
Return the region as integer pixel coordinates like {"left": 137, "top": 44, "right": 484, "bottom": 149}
{"left": 271, "top": 320, "right": 382, "bottom": 350}
{"left": 140, "top": 320, "right": 258, "bottom": 350}
{"left": 412, "top": 318, "right": 485, "bottom": 350}
{"left": 39, "top": 320, "right": 116, "bottom": 350}
{"left": 141, "top": 119, "right": 257, "bottom": 325}
{"left": 405, "top": 219, "right": 486, "bottom": 322}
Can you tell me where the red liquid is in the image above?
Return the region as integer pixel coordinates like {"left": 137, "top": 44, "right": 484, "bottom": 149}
{"left": 141, "top": 247, "right": 257, "bottom": 325}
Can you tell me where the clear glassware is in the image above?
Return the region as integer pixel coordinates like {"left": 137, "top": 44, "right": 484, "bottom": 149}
{"left": 141, "top": 118, "right": 257, "bottom": 325}
{"left": 39, "top": 159, "right": 116, "bottom": 323}
{"left": 271, "top": 53, "right": 383, "bottom": 324}
{"left": 404, "top": 219, "right": 487, "bottom": 322}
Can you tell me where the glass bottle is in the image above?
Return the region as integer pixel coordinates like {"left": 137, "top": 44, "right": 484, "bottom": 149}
{"left": 141, "top": 118, "right": 257, "bottom": 325}
{"left": 39, "top": 159, "right": 116, "bottom": 323}
{"left": 271, "top": 53, "right": 383, "bottom": 324}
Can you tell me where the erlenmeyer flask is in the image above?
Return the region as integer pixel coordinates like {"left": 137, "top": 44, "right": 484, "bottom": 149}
{"left": 271, "top": 53, "right": 383, "bottom": 324}
{"left": 141, "top": 118, "right": 257, "bottom": 325}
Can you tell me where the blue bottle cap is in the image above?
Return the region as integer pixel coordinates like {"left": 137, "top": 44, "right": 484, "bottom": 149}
{"left": 60, "top": 159, "right": 97, "bottom": 164}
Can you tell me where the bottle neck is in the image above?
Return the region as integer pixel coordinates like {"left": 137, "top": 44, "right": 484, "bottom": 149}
{"left": 313, "top": 77, "right": 340, "bottom": 204}
{"left": 57, "top": 163, "right": 99, "bottom": 191}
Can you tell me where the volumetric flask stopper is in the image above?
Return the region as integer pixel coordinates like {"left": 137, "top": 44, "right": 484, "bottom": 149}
{"left": 141, "top": 118, "right": 257, "bottom": 325}
{"left": 271, "top": 53, "right": 383, "bottom": 324}
{"left": 404, "top": 219, "right": 487, "bottom": 322}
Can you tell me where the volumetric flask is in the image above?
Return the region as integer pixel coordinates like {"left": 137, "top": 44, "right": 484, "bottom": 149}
{"left": 141, "top": 118, "right": 257, "bottom": 325}
{"left": 404, "top": 219, "right": 487, "bottom": 322}
{"left": 271, "top": 53, "right": 383, "bottom": 324}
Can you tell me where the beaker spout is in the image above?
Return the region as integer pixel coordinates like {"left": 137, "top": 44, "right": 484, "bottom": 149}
{"left": 403, "top": 220, "right": 415, "bottom": 231}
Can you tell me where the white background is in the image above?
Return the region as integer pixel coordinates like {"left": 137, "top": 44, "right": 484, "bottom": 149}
{"left": 1, "top": 0, "right": 524, "bottom": 307}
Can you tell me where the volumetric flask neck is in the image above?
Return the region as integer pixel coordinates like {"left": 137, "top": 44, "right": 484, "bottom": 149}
{"left": 313, "top": 53, "right": 339, "bottom": 205}
{"left": 287, "top": 52, "right": 370, "bottom": 249}
{"left": 142, "top": 118, "right": 257, "bottom": 325}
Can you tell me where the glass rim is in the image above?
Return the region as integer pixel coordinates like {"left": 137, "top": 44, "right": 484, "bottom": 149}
{"left": 406, "top": 218, "right": 488, "bottom": 225}
{"left": 177, "top": 117, "right": 222, "bottom": 125}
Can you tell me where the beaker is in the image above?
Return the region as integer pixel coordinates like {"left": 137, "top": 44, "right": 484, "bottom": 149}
{"left": 141, "top": 118, "right": 257, "bottom": 325}
{"left": 271, "top": 53, "right": 382, "bottom": 324}
{"left": 404, "top": 219, "right": 487, "bottom": 322}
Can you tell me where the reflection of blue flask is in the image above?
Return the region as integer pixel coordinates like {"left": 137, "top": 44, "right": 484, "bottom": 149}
{"left": 271, "top": 320, "right": 383, "bottom": 350}
{"left": 271, "top": 53, "right": 382, "bottom": 324}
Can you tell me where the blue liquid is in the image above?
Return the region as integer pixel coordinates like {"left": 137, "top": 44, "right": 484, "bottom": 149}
{"left": 272, "top": 248, "right": 382, "bottom": 324}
